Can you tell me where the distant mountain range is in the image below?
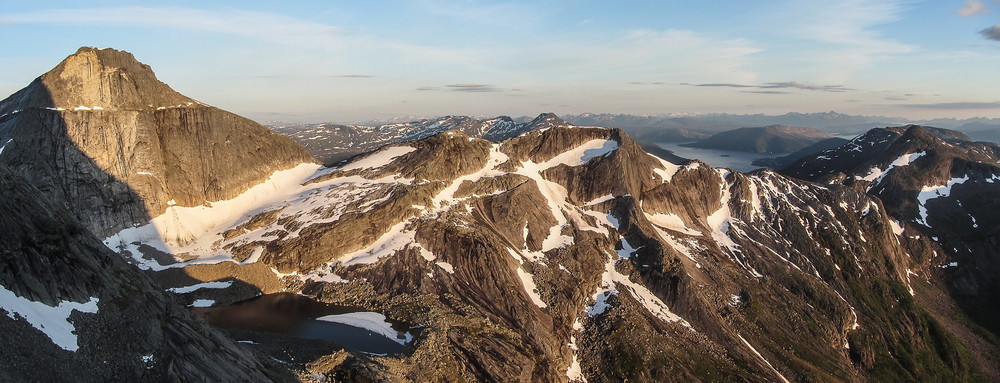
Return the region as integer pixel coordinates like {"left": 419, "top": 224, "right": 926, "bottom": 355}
{"left": 559, "top": 112, "right": 1000, "bottom": 140}
{"left": 271, "top": 113, "right": 562, "bottom": 165}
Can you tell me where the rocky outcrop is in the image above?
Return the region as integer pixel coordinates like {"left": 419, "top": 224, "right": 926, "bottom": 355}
{"left": 781, "top": 125, "right": 1000, "bottom": 347}
{"left": 0, "top": 47, "right": 315, "bottom": 237}
{"left": 0, "top": 164, "right": 289, "bottom": 382}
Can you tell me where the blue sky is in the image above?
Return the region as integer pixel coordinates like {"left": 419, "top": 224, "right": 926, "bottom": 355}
{"left": 1, "top": 0, "right": 999, "bottom": 122}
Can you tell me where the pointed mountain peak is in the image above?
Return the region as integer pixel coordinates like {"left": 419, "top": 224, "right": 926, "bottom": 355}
{"left": 12, "top": 47, "right": 194, "bottom": 110}
{"left": 526, "top": 112, "right": 566, "bottom": 129}
{"left": 0, "top": 47, "right": 315, "bottom": 237}
{"left": 897, "top": 124, "right": 972, "bottom": 143}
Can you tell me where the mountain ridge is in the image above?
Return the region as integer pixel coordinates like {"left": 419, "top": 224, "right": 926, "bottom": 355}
{"left": 271, "top": 112, "right": 566, "bottom": 165}
{"left": 2, "top": 47, "right": 997, "bottom": 382}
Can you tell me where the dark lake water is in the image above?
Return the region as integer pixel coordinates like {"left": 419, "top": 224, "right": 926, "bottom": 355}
{"left": 192, "top": 292, "right": 410, "bottom": 355}
{"left": 656, "top": 142, "right": 789, "bottom": 172}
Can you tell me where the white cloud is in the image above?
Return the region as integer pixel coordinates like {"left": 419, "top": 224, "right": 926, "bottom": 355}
{"left": 3, "top": 7, "right": 479, "bottom": 67}
{"left": 501, "top": 29, "right": 760, "bottom": 85}
{"left": 410, "top": 0, "right": 543, "bottom": 28}
{"left": 7, "top": 7, "right": 346, "bottom": 48}
{"left": 957, "top": 1, "right": 990, "bottom": 16}
{"left": 777, "top": 0, "right": 917, "bottom": 82}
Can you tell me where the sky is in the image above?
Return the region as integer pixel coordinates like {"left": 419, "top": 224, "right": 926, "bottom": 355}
{"left": 1, "top": 0, "right": 999, "bottom": 123}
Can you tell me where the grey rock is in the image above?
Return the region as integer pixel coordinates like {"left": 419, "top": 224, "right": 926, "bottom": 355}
{"left": 0, "top": 47, "right": 316, "bottom": 238}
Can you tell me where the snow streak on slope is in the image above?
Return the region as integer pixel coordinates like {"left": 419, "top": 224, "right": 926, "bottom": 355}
{"left": 0, "top": 285, "right": 99, "bottom": 351}
{"left": 706, "top": 170, "right": 745, "bottom": 259}
{"left": 514, "top": 139, "right": 619, "bottom": 252}
{"left": 738, "top": 334, "right": 791, "bottom": 383}
{"left": 645, "top": 212, "right": 700, "bottom": 236}
{"left": 339, "top": 146, "right": 415, "bottom": 171}
{"left": 861, "top": 151, "right": 926, "bottom": 188}
{"left": 103, "top": 161, "right": 416, "bottom": 271}
{"left": 430, "top": 144, "right": 509, "bottom": 208}
{"left": 585, "top": 252, "right": 691, "bottom": 327}
{"left": 916, "top": 175, "right": 970, "bottom": 226}
{"left": 339, "top": 221, "right": 416, "bottom": 266}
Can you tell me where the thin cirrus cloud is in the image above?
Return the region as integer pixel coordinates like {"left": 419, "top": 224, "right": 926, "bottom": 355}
{"left": 2, "top": 6, "right": 480, "bottom": 67}
{"left": 956, "top": 1, "right": 990, "bottom": 16}
{"left": 981, "top": 25, "right": 1000, "bottom": 41}
{"left": 507, "top": 28, "right": 760, "bottom": 86}
{"left": 417, "top": 84, "right": 504, "bottom": 92}
{"left": 777, "top": 0, "right": 917, "bottom": 82}
{"left": 901, "top": 101, "right": 1000, "bottom": 109}
{"left": 683, "top": 81, "right": 852, "bottom": 93}
{"left": 4, "top": 7, "right": 347, "bottom": 48}
{"left": 447, "top": 84, "right": 501, "bottom": 92}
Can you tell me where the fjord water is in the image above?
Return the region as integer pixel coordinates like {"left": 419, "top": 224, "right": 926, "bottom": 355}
{"left": 655, "top": 142, "right": 789, "bottom": 172}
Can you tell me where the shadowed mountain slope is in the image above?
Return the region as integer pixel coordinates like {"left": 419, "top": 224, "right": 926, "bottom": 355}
{"left": 0, "top": 47, "right": 315, "bottom": 237}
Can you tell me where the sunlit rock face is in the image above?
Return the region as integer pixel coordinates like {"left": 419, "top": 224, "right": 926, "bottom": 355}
{"left": 0, "top": 47, "right": 316, "bottom": 237}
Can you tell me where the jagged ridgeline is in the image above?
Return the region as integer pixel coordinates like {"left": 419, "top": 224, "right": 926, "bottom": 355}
{"left": 272, "top": 112, "right": 565, "bottom": 165}
{"left": 0, "top": 48, "right": 995, "bottom": 382}
{"left": 783, "top": 125, "right": 1000, "bottom": 372}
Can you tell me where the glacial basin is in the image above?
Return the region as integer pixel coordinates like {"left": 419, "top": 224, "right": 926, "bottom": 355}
{"left": 192, "top": 292, "right": 411, "bottom": 355}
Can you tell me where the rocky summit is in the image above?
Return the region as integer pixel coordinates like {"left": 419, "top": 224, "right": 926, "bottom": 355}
{"left": 1, "top": 48, "right": 998, "bottom": 382}
{"left": 0, "top": 47, "right": 316, "bottom": 238}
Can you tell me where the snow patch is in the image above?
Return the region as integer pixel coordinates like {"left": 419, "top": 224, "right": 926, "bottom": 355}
{"left": 865, "top": 152, "right": 925, "bottom": 189}
{"left": 0, "top": 138, "right": 12, "bottom": 156}
{"left": 706, "top": 180, "right": 739, "bottom": 252}
{"left": 435, "top": 261, "right": 455, "bottom": 274}
{"left": 516, "top": 267, "right": 548, "bottom": 308}
{"left": 584, "top": 194, "right": 614, "bottom": 206}
{"left": 585, "top": 255, "right": 691, "bottom": 327}
{"left": 889, "top": 220, "right": 905, "bottom": 236}
{"left": 646, "top": 212, "right": 700, "bottom": 236}
{"left": 616, "top": 238, "right": 638, "bottom": 259}
{"left": 652, "top": 157, "right": 680, "bottom": 183}
{"left": 316, "top": 312, "right": 411, "bottom": 345}
{"left": 103, "top": 163, "right": 323, "bottom": 269}
{"left": 339, "top": 221, "right": 415, "bottom": 266}
{"left": 190, "top": 299, "right": 214, "bottom": 308}
{"left": 729, "top": 294, "right": 742, "bottom": 307}
{"left": 544, "top": 139, "right": 618, "bottom": 167}
{"left": 0, "top": 285, "right": 99, "bottom": 352}
{"left": 916, "top": 175, "right": 970, "bottom": 226}
{"left": 338, "top": 146, "right": 415, "bottom": 171}
{"left": 165, "top": 281, "right": 233, "bottom": 294}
